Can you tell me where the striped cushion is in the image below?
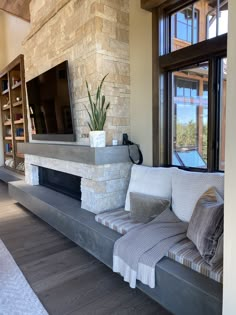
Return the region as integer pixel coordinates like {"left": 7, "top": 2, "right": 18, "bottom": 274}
{"left": 95, "top": 210, "right": 223, "bottom": 283}
{"left": 167, "top": 238, "right": 223, "bottom": 283}
{"left": 95, "top": 208, "right": 143, "bottom": 235}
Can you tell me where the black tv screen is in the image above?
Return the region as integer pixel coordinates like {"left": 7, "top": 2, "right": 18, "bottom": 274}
{"left": 26, "top": 61, "right": 75, "bottom": 141}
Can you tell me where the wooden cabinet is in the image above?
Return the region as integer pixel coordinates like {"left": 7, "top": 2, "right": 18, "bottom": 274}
{"left": 0, "top": 54, "right": 28, "bottom": 173}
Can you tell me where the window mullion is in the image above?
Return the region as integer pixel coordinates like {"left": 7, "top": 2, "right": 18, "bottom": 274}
{"left": 207, "top": 58, "right": 218, "bottom": 171}
{"left": 215, "top": 58, "right": 224, "bottom": 170}
{"left": 166, "top": 72, "right": 173, "bottom": 165}
{"left": 192, "top": 4, "right": 194, "bottom": 44}
{"left": 216, "top": 0, "right": 220, "bottom": 36}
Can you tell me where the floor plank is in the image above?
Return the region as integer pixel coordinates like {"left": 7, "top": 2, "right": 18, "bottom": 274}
{"left": 0, "top": 181, "right": 171, "bottom": 315}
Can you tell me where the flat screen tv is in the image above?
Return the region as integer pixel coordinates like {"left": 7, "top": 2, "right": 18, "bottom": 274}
{"left": 26, "top": 60, "right": 75, "bottom": 141}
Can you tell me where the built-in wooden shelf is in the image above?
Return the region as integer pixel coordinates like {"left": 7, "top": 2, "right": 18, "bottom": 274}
{"left": 13, "top": 100, "right": 22, "bottom": 107}
{"left": 2, "top": 103, "right": 11, "bottom": 110}
{"left": 4, "top": 121, "right": 11, "bottom": 126}
{"left": 16, "top": 153, "right": 24, "bottom": 159}
{"left": 14, "top": 119, "right": 24, "bottom": 125}
{"left": 15, "top": 136, "right": 25, "bottom": 141}
{"left": 5, "top": 152, "right": 13, "bottom": 156}
{"left": 2, "top": 89, "right": 9, "bottom": 95}
{"left": 2, "top": 104, "right": 10, "bottom": 110}
{"left": 0, "top": 55, "right": 28, "bottom": 175}
{"left": 12, "top": 81, "right": 21, "bottom": 89}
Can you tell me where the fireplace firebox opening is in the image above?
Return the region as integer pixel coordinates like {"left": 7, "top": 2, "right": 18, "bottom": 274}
{"left": 39, "top": 167, "right": 81, "bottom": 201}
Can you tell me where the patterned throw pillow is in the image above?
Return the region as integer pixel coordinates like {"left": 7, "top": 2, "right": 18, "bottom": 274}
{"left": 129, "top": 192, "right": 170, "bottom": 223}
{"left": 187, "top": 187, "right": 224, "bottom": 266}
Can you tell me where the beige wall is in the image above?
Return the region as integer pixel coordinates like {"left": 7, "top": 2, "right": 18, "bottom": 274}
{"left": 223, "top": 0, "right": 236, "bottom": 314}
{"left": 0, "top": 11, "right": 6, "bottom": 69}
{"left": 0, "top": 11, "right": 30, "bottom": 166}
{"left": 130, "top": 0, "right": 153, "bottom": 166}
{"left": 0, "top": 12, "right": 6, "bottom": 165}
{"left": 3, "top": 13, "right": 30, "bottom": 65}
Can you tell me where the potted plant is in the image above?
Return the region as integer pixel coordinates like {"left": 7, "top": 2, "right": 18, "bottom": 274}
{"left": 85, "top": 74, "right": 110, "bottom": 147}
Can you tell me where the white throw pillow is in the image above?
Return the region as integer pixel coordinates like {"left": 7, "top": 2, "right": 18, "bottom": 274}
{"left": 172, "top": 168, "right": 224, "bottom": 222}
{"left": 124, "top": 165, "right": 174, "bottom": 211}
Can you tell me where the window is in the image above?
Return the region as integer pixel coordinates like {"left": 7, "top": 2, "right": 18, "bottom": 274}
{"left": 203, "top": 82, "right": 208, "bottom": 99}
{"left": 207, "top": 1, "right": 228, "bottom": 39}
{"left": 172, "top": 67, "right": 208, "bottom": 168}
{"left": 175, "top": 77, "right": 199, "bottom": 97}
{"left": 173, "top": 7, "right": 199, "bottom": 44}
{"left": 170, "top": 0, "right": 228, "bottom": 52}
{"left": 153, "top": 0, "right": 227, "bottom": 171}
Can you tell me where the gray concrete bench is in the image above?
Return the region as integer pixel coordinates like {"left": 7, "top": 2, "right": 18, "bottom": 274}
{"left": 9, "top": 180, "right": 222, "bottom": 315}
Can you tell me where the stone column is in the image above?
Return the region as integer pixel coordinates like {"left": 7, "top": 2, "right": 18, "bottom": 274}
{"left": 23, "top": 0, "right": 130, "bottom": 145}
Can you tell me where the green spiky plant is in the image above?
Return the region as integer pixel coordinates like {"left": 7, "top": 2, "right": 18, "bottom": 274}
{"left": 85, "top": 74, "right": 110, "bottom": 131}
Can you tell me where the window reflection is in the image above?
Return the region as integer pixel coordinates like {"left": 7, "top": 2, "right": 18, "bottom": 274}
{"left": 171, "top": 0, "right": 228, "bottom": 52}
{"left": 172, "top": 63, "right": 209, "bottom": 168}
{"left": 175, "top": 8, "right": 199, "bottom": 44}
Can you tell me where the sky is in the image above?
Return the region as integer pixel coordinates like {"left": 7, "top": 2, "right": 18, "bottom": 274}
{"left": 209, "top": 10, "right": 228, "bottom": 38}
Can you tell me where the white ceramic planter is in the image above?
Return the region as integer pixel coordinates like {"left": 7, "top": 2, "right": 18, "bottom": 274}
{"left": 89, "top": 130, "right": 106, "bottom": 147}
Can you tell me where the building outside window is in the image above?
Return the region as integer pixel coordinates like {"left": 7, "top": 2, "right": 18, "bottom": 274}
{"left": 173, "top": 7, "right": 199, "bottom": 44}
{"left": 170, "top": 0, "right": 228, "bottom": 52}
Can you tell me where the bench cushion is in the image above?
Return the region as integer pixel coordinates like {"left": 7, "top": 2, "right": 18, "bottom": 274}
{"left": 95, "top": 209, "right": 223, "bottom": 284}
{"left": 95, "top": 208, "right": 143, "bottom": 234}
{"left": 167, "top": 238, "right": 223, "bottom": 283}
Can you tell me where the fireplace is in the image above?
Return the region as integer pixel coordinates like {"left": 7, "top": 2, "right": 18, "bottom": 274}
{"left": 23, "top": 147, "right": 131, "bottom": 214}
{"left": 39, "top": 167, "right": 81, "bottom": 201}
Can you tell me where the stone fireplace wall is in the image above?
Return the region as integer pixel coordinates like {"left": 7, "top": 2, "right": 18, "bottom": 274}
{"left": 23, "top": 0, "right": 130, "bottom": 145}
{"left": 25, "top": 154, "right": 131, "bottom": 213}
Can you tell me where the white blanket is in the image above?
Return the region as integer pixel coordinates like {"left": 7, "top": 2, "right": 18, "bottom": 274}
{"left": 113, "top": 209, "right": 188, "bottom": 288}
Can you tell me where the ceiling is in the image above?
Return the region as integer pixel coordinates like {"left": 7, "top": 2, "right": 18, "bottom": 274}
{"left": 0, "top": 0, "right": 31, "bottom": 22}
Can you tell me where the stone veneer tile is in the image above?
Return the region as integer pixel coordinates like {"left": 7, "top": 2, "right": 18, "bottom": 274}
{"left": 25, "top": 154, "right": 132, "bottom": 214}
{"left": 24, "top": 0, "right": 130, "bottom": 145}
{"left": 23, "top": 0, "right": 131, "bottom": 213}
{"left": 81, "top": 190, "right": 127, "bottom": 213}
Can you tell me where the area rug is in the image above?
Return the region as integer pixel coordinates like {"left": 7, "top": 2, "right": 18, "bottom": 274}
{"left": 0, "top": 239, "right": 48, "bottom": 315}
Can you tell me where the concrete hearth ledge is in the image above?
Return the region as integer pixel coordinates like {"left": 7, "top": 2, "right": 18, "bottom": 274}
{"left": 9, "top": 180, "right": 222, "bottom": 315}
{"left": 0, "top": 167, "right": 24, "bottom": 183}
{"left": 18, "top": 143, "right": 131, "bottom": 165}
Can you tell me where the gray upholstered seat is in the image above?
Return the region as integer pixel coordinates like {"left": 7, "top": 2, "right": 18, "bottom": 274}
{"left": 95, "top": 209, "right": 223, "bottom": 284}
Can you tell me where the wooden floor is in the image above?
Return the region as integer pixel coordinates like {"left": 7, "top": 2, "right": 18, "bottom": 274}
{"left": 0, "top": 181, "right": 170, "bottom": 315}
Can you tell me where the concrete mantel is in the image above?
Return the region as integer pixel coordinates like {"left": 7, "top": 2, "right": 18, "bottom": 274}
{"left": 20, "top": 142, "right": 132, "bottom": 213}
{"left": 18, "top": 143, "right": 132, "bottom": 165}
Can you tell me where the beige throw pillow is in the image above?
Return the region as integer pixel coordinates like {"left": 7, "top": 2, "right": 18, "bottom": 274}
{"left": 187, "top": 187, "right": 224, "bottom": 266}
{"left": 129, "top": 192, "right": 170, "bottom": 223}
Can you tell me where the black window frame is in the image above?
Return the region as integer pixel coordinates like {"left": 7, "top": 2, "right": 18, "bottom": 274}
{"left": 152, "top": 0, "right": 227, "bottom": 172}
